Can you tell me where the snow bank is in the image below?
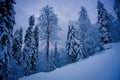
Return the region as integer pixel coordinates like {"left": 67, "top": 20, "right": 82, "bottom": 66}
{"left": 19, "top": 42, "right": 120, "bottom": 80}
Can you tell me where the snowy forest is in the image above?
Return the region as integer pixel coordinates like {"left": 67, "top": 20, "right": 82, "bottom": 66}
{"left": 0, "top": 0, "right": 120, "bottom": 80}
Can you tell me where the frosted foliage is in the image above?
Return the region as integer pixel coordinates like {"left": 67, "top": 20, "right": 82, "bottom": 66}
{"left": 66, "top": 23, "right": 82, "bottom": 62}
{"left": 97, "top": 0, "right": 112, "bottom": 44}
{"left": 38, "top": 5, "right": 60, "bottom": 42}
{"left": 38, "top": 5, "right": 61, "bottom": 61}
{"left": 0, "top": 0, "right": 16, "bottom": 80}
{"left": 12, "top": 28, "right": 23, "bottom": 78}
{"left": 23, "top": 15, "right": 36, "bottom": 76}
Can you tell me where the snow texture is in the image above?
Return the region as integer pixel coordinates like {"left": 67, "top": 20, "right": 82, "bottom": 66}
{"left": 19, "top": 42, "right": 120, "bottom": 80}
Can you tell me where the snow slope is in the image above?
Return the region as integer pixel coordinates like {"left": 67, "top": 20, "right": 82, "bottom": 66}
{"left": 19, "top": 42, "right": 120, "bottom": 80}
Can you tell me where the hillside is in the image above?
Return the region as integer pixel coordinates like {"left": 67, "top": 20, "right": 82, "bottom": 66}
{"left": 19, "top": 42, "right": 120, "bottom": 80}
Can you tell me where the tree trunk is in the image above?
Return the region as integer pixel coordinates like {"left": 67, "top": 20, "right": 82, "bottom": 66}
{"left": 46, "top": 13, "right": 50, "bottom": 62}
{"left": 46, "top": 39, "right": 49, "bottom": 61}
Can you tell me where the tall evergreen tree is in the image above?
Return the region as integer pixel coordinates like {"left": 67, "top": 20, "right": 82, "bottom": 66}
{"left": 0, "top": 0, "right": 16, "bottom": 80}
{"left": 66, "top": 22, "right": 81, "bottom": 62}
{"left": 38, "top": 5, "right": 60, "bottom": 61}
{"left": 32, "top": 25, "right": 39, "bottom": 72}
{"left": 76, "top": 7, "right": 90, "bottom": 58}
{"left": 12, "top": 28, "right": 23, "bottom": 78}
{"left": 12, "top": 28, "right": 23, "bottom": 65}
{"left": 97, "top": 0, "right": 112, "bottom": 44}
{"left": 23, "top": 15, "right": 34, "bottom": 76}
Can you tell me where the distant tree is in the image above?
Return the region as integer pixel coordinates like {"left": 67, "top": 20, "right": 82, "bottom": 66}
{"left": 23, "top": 15, "right": 34, "bottom": 75}
{"left": 113, "top": 0, "right": 120, "bottom": 42}
{"left": 97, "top": 0, "right": 112, "bottom": 44}
{"left": 59, "top": 47, "right": 69, "bottom": 66}
{"left": 113, "top": 0, "right": 120, "bottom": 20}
{"left": 38, "top": 5, "right": 60, "bottom": 61}
{"left": 108, "top": 14, "right": 117, "bottom": 42}
{"left": 53, "top": 42, "right": 60, "bottom": 67}
{"left": 66, "top": 22, "right": 81, "bottom": 62}
{"left": 85, "top": 25, "right": 101, "bottom": 55}
{"left": 0, "top": 0, "right": 16, "bottom": 80}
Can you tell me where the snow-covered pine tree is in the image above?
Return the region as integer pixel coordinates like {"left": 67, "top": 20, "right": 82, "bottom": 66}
{"left": 66, "top": 22, "right": 81, "bottom": 62}
{"left": 76, "top": 7, "right": 91, "bottom": 58}
{"left": 32, "top": 25, "right": 39, "bottom": 72}
{"left": 53, "top": 42, "right": 60, "bottom": 67}
{"left": 78, "top": 7, "right": 102, "bottom": 56}
{"left": 12, "top": 28, "right": 23, "bottom": 65}
{"left": 38, "top": 5, "right": 60, "bottom": 61}
{"left": 12, "top": 28, "right": 23, "bottom": 77}
{"left": 23, "top": 15, "right": 34, "bottom": 76}
{"left": 0, "top": 0, "right": 16, "bottom": 80}
{"left": 97, "top": 0, "right": 112, "bottom": 44}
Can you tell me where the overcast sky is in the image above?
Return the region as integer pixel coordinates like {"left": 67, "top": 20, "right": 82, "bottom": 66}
{"left": 14, "top": 0, "right": 115, "bottom": 46}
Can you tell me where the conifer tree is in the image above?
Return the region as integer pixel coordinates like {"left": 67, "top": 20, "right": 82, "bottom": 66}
{"left": 97, "top": 0, "right": 112, "bottom": 44}
{"left": 12, "top": 28, "right": 23, "bottom": 65}
{"left": 23, "top": 15, "right": 34, "bottom": 75}
{"left": 12, "top": 28, "right": 23, "bottom": 78}
{"left": 32, "top": 25, "right": 39, "bottom": 72}
{"left": 76, "top": 7, "right": 91, "bottom": 58}
{"left": 66, "top": 22, "right": 81, "bottom": 62}
{"left": 0, "top": 0, "right": 16, "bottom": 79}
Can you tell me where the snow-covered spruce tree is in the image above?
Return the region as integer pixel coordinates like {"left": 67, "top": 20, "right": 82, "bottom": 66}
{"left": 12, "top": 28, "right": 23, "bottom": 65}
{"left": 38, "top": 5, "right": 60, "bottom": 61}
{"left": 77, "top": 7, "right": 102, "bottom": 56}
{"left": 12, "top": 28, "right": 23, "bottom": 77}
{"left": 97, "top": 0, "right": 112, "bottom": 44}
{"left": 53, "top": 42, "right": 60, "bottom": 67}
{"left": 0, "top": 0, "right": 16, "bottom": 80}
{"left": 32, "top": 25, "right": 39, "bottom": 72}
{"left": 76, "top": 7, "right": 93, "bottom": 58}
{"left": 66, "top": 22, "right": 81, "bottom": 62}
{"left": 23, "top": 15, "right": 35, "bottom": 76}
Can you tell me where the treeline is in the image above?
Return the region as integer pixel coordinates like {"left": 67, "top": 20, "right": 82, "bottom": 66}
{"left": 0, "top": 0, "right": 120, "bottom": 80}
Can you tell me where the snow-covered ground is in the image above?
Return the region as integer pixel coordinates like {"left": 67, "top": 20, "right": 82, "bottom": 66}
{"left": 19, "top": 42, "right": 120, "bottom": 80}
